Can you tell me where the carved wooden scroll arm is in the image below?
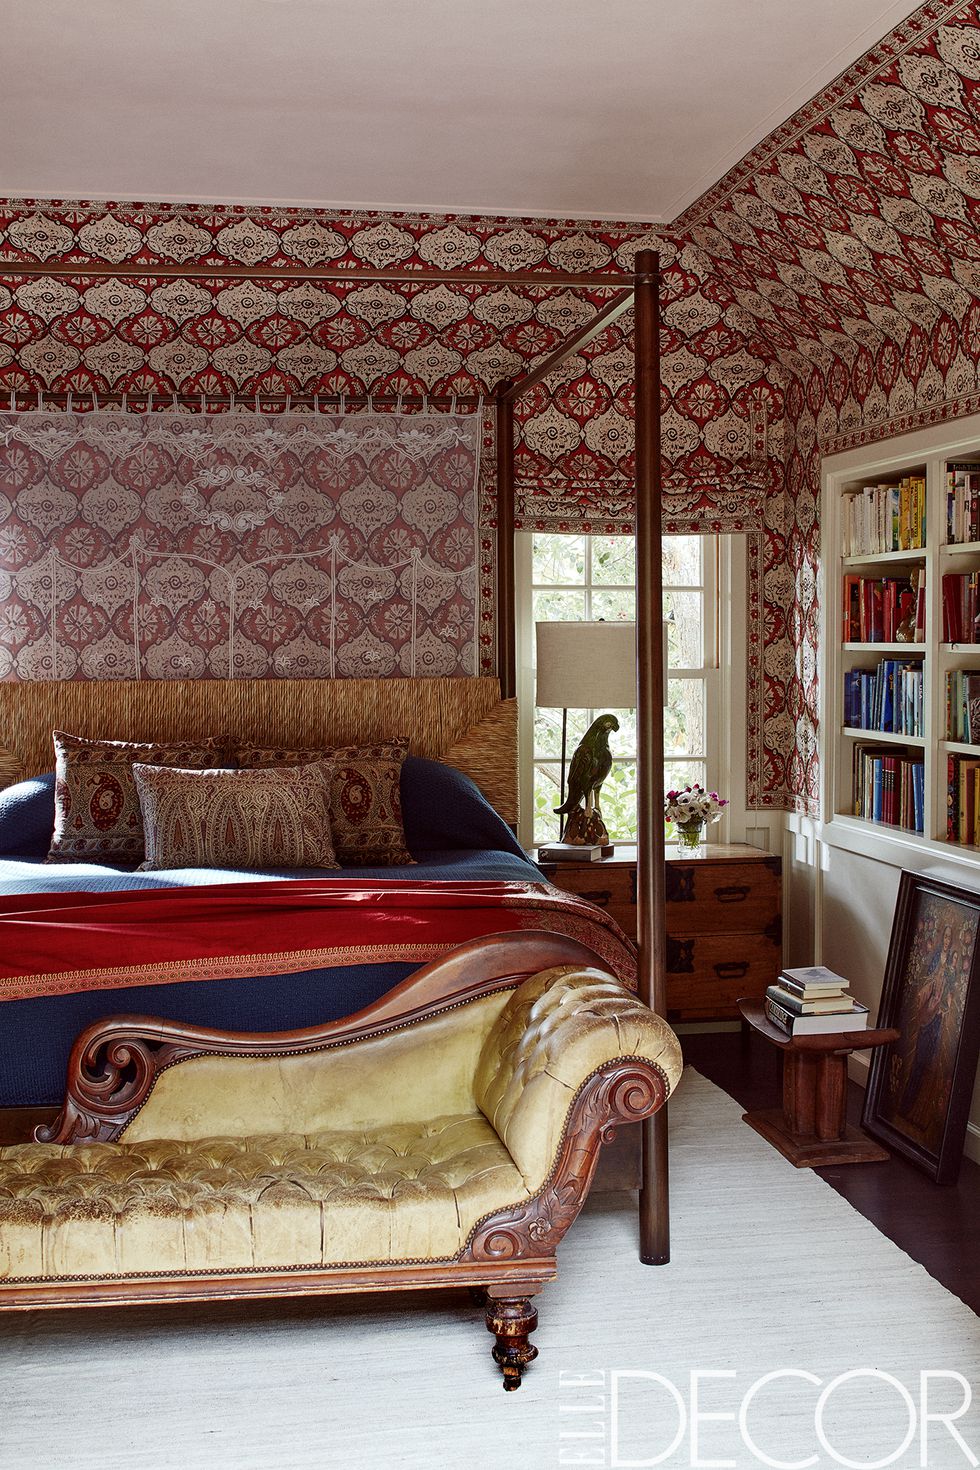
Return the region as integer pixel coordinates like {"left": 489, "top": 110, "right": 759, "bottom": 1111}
{"left": 36, "top": 930, "right": 608, "bottom": 1144}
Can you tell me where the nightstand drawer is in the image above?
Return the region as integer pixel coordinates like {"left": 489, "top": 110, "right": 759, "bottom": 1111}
{"left": 665, "top": 932, "right": 778, "bottom": 1020}
{"left": 543, "top": 864, "right": 636, "bottom": 937}
{"left": 665, "top": 858, "right": 780, "bottom": 936}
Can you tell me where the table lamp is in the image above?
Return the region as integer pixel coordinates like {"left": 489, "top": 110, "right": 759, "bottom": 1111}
{"left": 535, "top": 620, "right": 636, "bottom": 845}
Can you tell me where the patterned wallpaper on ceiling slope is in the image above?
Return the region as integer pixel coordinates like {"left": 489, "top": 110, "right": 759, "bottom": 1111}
{"left": 0, "top": 207, "right": 781, "bottom": 531}
{"left": 673, "top": 0, "right": 980, "bottom": 812}
{"left": 0, "top": 201, "right": 788, "bottom": 803}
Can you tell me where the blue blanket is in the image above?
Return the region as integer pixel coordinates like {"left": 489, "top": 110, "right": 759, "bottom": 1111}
{"left": 0, "top": 759, "right": 544, "bottom": 1106}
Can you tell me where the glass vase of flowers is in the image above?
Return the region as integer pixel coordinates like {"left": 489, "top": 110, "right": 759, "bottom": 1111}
{"left": 664, "top": 785, "right": 728, "bottom": 849}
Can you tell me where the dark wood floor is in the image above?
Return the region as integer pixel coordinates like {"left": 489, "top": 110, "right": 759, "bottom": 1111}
{"left": 682, "top": 1029, "right": 980, "bottom": 1316}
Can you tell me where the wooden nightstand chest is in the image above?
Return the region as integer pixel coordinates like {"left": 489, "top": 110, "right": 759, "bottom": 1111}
{"left": 534, "top": 841, "right": 782, "bottom": 1022}
{"left": 532, "top": 846, "right": 638, "bottom": 938}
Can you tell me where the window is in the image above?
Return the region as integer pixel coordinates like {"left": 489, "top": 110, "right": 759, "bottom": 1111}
{"left": 518, "top": 532, "right": 720, "bottom": 848}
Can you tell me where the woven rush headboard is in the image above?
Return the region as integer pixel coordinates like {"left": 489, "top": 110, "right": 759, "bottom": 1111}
{"left": 0, "top": 677, "right": 518, "bottom": 825}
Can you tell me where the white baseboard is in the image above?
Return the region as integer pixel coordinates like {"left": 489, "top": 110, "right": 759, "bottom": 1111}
{"left": 847, "top": 1051, "right": 980, "bottom": 1167}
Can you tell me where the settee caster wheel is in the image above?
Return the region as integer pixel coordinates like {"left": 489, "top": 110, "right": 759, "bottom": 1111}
{"left": 485, "top": 1297, "right": 538, "bottom": 1390}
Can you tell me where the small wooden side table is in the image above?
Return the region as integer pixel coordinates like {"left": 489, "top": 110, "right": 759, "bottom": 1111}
{"left": 737, "top": 998, "right": 900, "bottom": 1168}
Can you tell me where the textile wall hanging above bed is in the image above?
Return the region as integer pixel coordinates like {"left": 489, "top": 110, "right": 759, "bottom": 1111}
{"left": 0, "top": 406, "right": 481, "bottom": 681}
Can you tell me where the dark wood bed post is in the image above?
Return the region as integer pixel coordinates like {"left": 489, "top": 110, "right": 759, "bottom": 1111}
{"left": 633, "top": 248, "right": 669, "bottom": 1265}
{"left": 495, "top": 385, "right": 517, "bottom": 700}
{"left": 495, "top": 289, "right": 634, "bottom": 702}
{"left": 3, "top": 254, "right": 666, "bottom": 1258}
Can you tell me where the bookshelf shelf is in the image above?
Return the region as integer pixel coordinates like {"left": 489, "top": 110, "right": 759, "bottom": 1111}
{"left": 823, "top": 418, "right": 980, "bottom": 859}
{"left": 842, "top": 549, "right": 926, "bottom": 567}
{"left": 842, "top": 642, "right": 924, "bottom": 654}
{"left": 841, "top": 728, "right": 925, "bottom": 746}
{"left": 827, "top": 813, "right": 931, "bottom": 848}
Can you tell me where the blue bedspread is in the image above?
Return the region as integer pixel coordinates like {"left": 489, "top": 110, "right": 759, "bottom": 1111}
{"left": 0, "top": 759, "right": 545, "bottom": 1107}
{"left": 0, "top": 846, "right": 539, "bottom": 894}
{"left": 0, "top": 850, "right": 542, "bottom": 1108}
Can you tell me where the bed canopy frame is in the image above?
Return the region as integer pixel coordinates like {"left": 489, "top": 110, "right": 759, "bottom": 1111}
{"left": 2, "top": 247, "right": 667, "bottom": 1264}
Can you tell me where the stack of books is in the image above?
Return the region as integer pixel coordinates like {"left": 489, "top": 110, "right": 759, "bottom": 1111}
{"left": 946, "top": 461, "right": 980, "bottom": 545}
{"left": 850, "top": 741, "right": 925, "bottom": 832}
{"left": 941, "top": 571, "right": 980, "bottom": 643}
{"left": 946, "top": 754, "right": 980, "bottom": 846}
{"left": 764, "top": 966, "right": 870, "bottom": 1036}
{"left": 945, "top": 667, "right": 980, "bottom": 742}
{"left": 842, "top": 476, "right": 925, "bottom": 554}
{"left": 536, "top": 841, "right": 604, "bottom": 863}
{"left": 842, "top": 573, "right": 922, "bottom": 643}
{"left": 843, "top": 658, "right": 923, "bottom": 735}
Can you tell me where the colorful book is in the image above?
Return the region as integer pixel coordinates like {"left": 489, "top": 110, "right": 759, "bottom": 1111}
{"left": 765, "top": 996, "right": 870, "bottom": 1036}
{"left": 766, "top": 985, "right": 852, "bottom": 1015}
{"left": 780, "top": 965, "right": 849, "bottom": 992}
{"left": 537, "top": 843, "right": 603, "bottom": 862}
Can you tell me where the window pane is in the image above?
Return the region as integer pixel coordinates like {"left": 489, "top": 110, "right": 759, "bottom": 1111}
{"left": 606, "top": 707, "right": 636, "bottom": 754}
{"left": 533, "top": 588, "right": 587, "bottom": 623}
{"left": 592, "top": 588, "right": 635, "bottom": 621}
{"left": 663, "top": 535, "right": 702, "bottom": 586}
{"left": 533, "top": 763, "right": 564, "bottom": 843}
{"left": 599, "top": 761, "right": 638, "bottom": 841}
{"left": 664, "top": 679, "right": 705, "bottom": 757}
{"left": 664, "top": 589, "right": 703, "bottom": 667}
{"left": 664, "top": 759, "right": 706, "bottom": 796}
{"left": 533, "top": 707, "right": 564, "bottom": 759}
{"left": 532, "top": 534, "right": 586, "bottom": 584}
{"left": 534, "top": 705, "right": 590, "bottom": 758}
{"left": 591, "top": 536, "right": 636, "bottom": 585}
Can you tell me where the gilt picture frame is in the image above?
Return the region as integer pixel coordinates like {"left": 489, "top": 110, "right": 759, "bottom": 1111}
{"left": 863, "top": 871, "right": 980, "bottom": 1185}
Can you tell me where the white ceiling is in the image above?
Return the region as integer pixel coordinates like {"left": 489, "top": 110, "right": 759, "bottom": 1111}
{"left": 3, "top": 0, "right": 923, "bottom": 224}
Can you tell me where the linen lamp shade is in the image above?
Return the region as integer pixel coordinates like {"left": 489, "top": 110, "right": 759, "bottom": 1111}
{"left": 535, "top": 621, "right": 636, "bottom": 709}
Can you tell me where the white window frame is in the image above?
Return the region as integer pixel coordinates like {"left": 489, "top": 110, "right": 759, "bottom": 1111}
{"left": 516, "top": 531, "right": 729, "bottom": 851}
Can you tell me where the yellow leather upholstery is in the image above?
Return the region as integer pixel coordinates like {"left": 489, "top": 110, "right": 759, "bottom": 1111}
{"left": 475, "top": 966, "right": 683, "bottom": 1188}
{"left": 123, "top": 991, "right": 511, "bottom": 1142}
{"left": 0, "top": 967, "right": 681, "bottom": 1283}
{"left": 0, "top": 1117, "right": 528, "bottom": 1279}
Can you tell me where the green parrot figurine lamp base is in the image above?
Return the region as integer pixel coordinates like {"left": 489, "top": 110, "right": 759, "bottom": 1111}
{"left": 534, "top": 620, "right": 636, "bottom": 851}
{"left": 555, "top": 713, "right": 619, "bottom": 849}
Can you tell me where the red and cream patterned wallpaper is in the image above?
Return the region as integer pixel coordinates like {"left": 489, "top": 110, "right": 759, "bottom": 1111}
{"left": 0, "top": 201, "right": 786, "bottom": 799}
{"left": 6, "top": 0, "right": 980, "bottom": 810}
{"left": 676, "top": 0, "right": 980, "bottom": 811}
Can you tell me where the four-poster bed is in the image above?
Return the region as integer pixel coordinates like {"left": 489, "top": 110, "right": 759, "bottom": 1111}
{"left": 0, "top": 246, "right": 669, "bottom": 1260}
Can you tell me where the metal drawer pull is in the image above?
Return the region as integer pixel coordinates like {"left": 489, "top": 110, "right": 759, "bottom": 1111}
{"left": 714, "top": 884, "right": 750, "bottom": 903}
{"left": 713, "top": 960, "right": 749, "bottom": 979}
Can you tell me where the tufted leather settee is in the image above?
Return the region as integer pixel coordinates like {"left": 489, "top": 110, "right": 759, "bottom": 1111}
{"left": 0, "top": 932, "right": 682, "bottom": 1389}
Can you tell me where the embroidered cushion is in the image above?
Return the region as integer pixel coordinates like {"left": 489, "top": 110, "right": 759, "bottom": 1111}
{"left": 48, "top": 732, "right": 227, "bottom": 864}
{"left": 236, "top": 739, "right": 413, "bottom": 866}
{"left": 133, "top": 761, "right": 340, "bottom": 872}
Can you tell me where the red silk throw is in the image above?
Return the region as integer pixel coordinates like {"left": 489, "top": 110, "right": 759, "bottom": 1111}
{"left": 0, "top": 879, "right": 636, "bottom": 1001}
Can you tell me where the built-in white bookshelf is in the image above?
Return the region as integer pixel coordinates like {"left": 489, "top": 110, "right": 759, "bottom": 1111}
{"left": 821, "top": 412, "right": 980, "bottom": 866}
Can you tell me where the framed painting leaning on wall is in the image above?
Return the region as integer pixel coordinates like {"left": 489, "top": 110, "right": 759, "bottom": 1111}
{"left": 864, "top": 871, "right": 980, "bottom": 1185}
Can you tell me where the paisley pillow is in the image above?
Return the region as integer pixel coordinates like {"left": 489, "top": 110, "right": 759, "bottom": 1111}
{"left": 236, "top": 738, "right": 413, "bottom": 866}
{"left": 133, "top": 761, "right": 339, "bottom": 872}
{"left": 47, "top": 731, "right": 227, "bottom": 864}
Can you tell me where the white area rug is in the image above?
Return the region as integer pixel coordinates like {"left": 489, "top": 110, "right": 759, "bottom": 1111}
{"left": 2, "top": 1070, "right": 977, "bottom": 1470}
